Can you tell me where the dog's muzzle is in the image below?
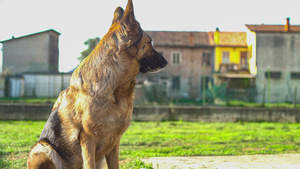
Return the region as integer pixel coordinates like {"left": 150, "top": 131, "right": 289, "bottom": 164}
{"left": 138, "top": 50, "right": 168, "bottom": 73}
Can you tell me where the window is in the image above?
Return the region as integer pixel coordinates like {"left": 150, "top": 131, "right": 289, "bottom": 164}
{"left": 222, "top": 51, "right": 230, "bottom": 63}
{"left": 171, "top": 52, "right": 181, "bottom": 66}
{"left": 240, "top": 52, "right": 248, "bottom": 70}
{"left": 265, "top": 71, "right": 281, "bottom": 79}
{"left": 172, "top": 76, "right": 180, "bottom": 91}
{"left": 202, "top": 53, "right": 211, "bottom": 66}
{"left": 291, "top": 72, "right": 300, "bottom": 79}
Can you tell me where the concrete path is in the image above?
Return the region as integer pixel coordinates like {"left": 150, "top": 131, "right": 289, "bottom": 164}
{"left": 142, "top": 154, "right": 300, "bottom": 169}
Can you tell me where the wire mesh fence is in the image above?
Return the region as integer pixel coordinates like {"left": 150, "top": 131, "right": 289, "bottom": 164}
{"left": 1, "top": 73, "right": 300, "bottom": 108}
{"left": 135, "top": 80, "right": 300, "bottom": 108}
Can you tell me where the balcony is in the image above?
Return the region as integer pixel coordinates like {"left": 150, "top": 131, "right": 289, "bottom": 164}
{"left": 219, "top": 63, "right": 249, "bottom": 73}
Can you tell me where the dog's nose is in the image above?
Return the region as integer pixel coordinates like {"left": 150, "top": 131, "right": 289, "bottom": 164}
{"left": 163, "top": 60, "right": 167, "bottom": 67}
{"left": 161, "top": 57, "right": 168, "bottom": 67}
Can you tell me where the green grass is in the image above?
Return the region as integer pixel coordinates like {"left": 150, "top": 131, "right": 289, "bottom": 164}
{"left": 0, "top": 98, "right": 57, "bottom": 104}
{"left": 0, "top": 121, "right": 299, "bottom": 168}
{"left": 227, "top": 100, "right": 300, "bottom": 108}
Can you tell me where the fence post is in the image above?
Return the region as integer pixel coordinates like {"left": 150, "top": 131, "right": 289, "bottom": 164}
{"left": 61, "top": 73, "right": 64, "bottom": 92}
{"left": 33, "top": 76, "right": 37, "bottom": 97}
{"left": 48, "top": 75, "right": 51, "bottom": 101}
{"left": 226, "top": 87, "right": 229, "bottom": 106}
{"left": 202, "top": 63, "right": 206, "bottom": 106}
{"left": 208, "top": 82, "right": 216, "bottom": 104}
{"left": 293, "top": 85, "right": 297, "bottom": 108}
{"left": 267, "top": 66, "right": 270, "bottom": 106}
{"left": 262, "top": 84, "right": 266, "bottom": 107}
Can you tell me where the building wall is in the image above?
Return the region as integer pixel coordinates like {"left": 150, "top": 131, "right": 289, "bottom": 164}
{"left": 247, "top": 31, "right": 257, "bottom": 75}
{"left": 214, "top": 46, "right": 248, "bottom": 72}
{"left": 155, "top": 46, "right": 213, "bottom": 99}
{"left": 49, "top": 31, "right": 59, "bottom": 73}
{"left": 2, "top": 31, "right": 59, "bottom": 74}
{"left": 255, "top": 33, "right": 300, "bottom": 102}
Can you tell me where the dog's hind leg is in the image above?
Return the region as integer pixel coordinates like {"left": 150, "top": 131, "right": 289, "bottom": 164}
{"left": 27, "top": 141, "right": 58, "bottom": 169}
{"left": 27, "top": 152, "right": 55, "bottom": 169}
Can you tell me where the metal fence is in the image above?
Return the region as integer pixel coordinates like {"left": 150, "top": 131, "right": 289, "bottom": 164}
{"left": 137, "top": 81, "right": 300, "bottom": 107}
{"left": 0, "top": 73, "right": 72, "bottom": 98}
{"left": 1, "top": 73, "right": 300, "bottom": 107}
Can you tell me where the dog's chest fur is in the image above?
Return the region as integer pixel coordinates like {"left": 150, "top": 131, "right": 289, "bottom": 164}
{"left": 83, "top": 87, "right": 134, "bottom": 138}
{"left": 54, "top": 77, "right": 136, "bottom": 165}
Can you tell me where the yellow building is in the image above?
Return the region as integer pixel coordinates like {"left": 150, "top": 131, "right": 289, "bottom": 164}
{"left": 210, "top": 28, "right": 255, "bottom": 87}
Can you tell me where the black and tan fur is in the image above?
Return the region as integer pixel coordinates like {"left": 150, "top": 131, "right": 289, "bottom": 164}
{"left": 27, "top": 0, "right": 167, "bottom": 168}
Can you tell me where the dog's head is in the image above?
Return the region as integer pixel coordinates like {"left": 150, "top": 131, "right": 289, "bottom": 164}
{"left": 107, "top": 0, "right": 167, "bottom": 73}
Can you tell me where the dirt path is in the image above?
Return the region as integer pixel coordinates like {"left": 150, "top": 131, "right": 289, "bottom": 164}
{"left": 142, "top": 154, "right": 300, "bottom": 169}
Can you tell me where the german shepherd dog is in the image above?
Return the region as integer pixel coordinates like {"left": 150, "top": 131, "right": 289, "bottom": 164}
{"left": 27, "top": 0, "right": 167, "bottom": 168}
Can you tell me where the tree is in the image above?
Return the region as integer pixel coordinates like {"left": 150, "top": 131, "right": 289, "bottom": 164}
{"left": 78, "top": 37, "right": 100, "bottom": 62}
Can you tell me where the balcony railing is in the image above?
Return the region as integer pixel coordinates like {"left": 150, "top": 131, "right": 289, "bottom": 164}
{"left": 219, "top": 63, "right": 249, "bottom": 73}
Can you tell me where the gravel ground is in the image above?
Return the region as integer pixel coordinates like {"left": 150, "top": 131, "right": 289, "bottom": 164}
{"left": 142, "top": 154, "right": 300, "bottom": 169}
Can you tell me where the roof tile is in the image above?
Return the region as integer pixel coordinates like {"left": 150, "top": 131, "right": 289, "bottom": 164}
{"left": 146, "top": 31, "right": 212, "bottom": 47}
{"left": 210, "top": 31, "right": 247, "bottom": 47}
{"left": 146, "top": 31, "right": 247, "bottom": 47}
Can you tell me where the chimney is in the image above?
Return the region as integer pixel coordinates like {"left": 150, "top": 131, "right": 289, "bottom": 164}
{"left": 214, "top": 27, "right": 220, "bottom": 46}
{"left": 285, "top": 17, "right": 290, "bottom": 32}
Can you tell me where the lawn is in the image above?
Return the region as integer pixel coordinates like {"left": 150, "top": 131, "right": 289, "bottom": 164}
{"left": 0, "top": 98, "right": 57, "bottom": 104}
{"left": 0, "top": 121, "right": 299, "bottom": 168}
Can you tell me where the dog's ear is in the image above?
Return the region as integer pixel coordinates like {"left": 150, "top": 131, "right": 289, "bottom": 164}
{"left": 112, "top": 7, "right": 124, "bottom": 25}
{"left": 122, "top": 0, "right": 136, "bottom": 28}
{"left": 115, "top": 0, "right": 142, "bottom": 50}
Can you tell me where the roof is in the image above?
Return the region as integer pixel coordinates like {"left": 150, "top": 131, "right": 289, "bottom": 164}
{"left": 146, "top": 31, "right": 213, "bottom": 47}
{"left": 0, "top": 29, "right": 61, "bottom": 43}
{"left": 245, "top": 24, "right": 300, "bottom": 33}
{"left": 209, "top": 31, "right": 247, "bottom": 47}
{"left": 146, "top": 31, "right": 247, "bottom": 48}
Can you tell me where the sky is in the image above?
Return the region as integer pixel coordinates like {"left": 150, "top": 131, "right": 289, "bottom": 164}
{"left": 0, "top": 0, "right": 299, "bottom": 72}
